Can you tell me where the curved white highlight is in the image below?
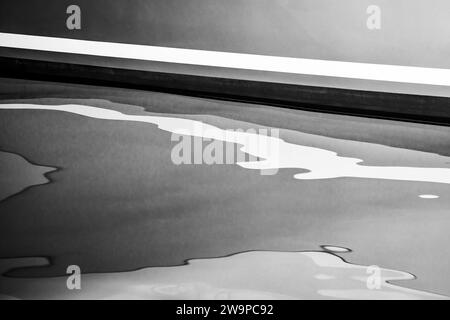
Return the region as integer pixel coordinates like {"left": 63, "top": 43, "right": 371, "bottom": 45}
{"left": 1, "top": 103, "right": 450, "bottom": 185}
{"left": 1, "top": 32, "right": 450, "bottom": 86}
{"left": 322, "top": 246, "right": 351, "bottom": 253}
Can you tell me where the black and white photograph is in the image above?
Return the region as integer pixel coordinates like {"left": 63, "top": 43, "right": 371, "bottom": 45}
{"left": 0, "top": 0, "right": 450, "bottom": 306}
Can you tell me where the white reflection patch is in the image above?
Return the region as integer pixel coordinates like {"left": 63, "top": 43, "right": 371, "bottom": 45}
{"left": 419, "top": 194, "right": 440, "bottom": 199}
{"left": 1, "top": 103, "right": 449, "bottom": 185}
{"left": 0, "top": 251, "right": 446, "bottom": 300}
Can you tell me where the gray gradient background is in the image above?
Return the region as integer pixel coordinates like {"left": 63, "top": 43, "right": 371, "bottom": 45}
{"left": 0, "top": 0, "right": 449, "bottom": 68}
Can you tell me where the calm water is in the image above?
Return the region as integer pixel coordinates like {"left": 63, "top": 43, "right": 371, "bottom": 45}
{"left": 0, "top": 103, "right": 449, "bottom": 299}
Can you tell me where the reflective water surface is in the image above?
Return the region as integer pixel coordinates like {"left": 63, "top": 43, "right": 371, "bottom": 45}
{"left": 1, "top": 101, "right": 449, "bottom": 299}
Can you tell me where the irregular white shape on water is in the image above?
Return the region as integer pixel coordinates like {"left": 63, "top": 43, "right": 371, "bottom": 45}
{"left": 1, "top": 104, "right": 450, "bottom": 185}
{"left": 0, "top": 251, "right": 446, "bottom": 300}
{"left": 0, "top": 150, "right": 56, "bottom": 201}
{"left": 419, "top": 194, "right": 440, "bottom": 199}
{"left": 322, "top": 246, "right": 351, "bottom": 253}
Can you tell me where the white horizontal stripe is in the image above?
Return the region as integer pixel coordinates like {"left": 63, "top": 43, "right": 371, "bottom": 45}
{"left": 1, "top": 32, "right": 450, "bottom": 87}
